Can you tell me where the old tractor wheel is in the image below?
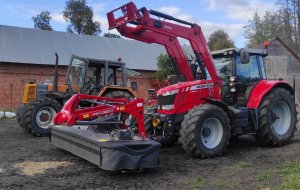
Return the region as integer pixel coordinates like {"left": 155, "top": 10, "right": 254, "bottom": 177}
{"left": 144, "top": 104, "right": 158, "bottom": 134}
{"left": 103, "top": 90, "right": 135, "bottom": 127}
{"left": 180, "top": 104, "right": 230, "bottom": 158}
{"left": 16, "top": 104, "right": 26, "bottom": 128}
{"left": 103, "top": 90, "right": 134, "bottom": 99}
{"left": 256, "top": 88, "right": 297, "bottom": 146}
{"left": 22, "top": 98, "right": 62, "bottom": 137}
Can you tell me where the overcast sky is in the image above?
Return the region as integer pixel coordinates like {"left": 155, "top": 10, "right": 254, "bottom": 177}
{"left": 0, "top": 0, "right": 277, "bottom": 47}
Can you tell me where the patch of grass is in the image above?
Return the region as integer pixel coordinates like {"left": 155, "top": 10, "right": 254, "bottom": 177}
{"left": 276, "top": 161, "right": 300, "bottom": 190}
{"left": 214, "top": 179, "right": 234, "bottom": 189}
{"left": 181, "top": 176, "right": 204, "bottom": 190}
{"left": 228, "top": 161, "right": 253, "bottom": 170}
{"left": 257, "top": 171, "right": 272, "bottom": 181}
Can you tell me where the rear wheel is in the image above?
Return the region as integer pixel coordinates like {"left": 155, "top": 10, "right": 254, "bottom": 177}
{"left": 103, "top": 90, "right": 134, "bottom": 99}
{"left": 16, "top": 104, "right": 26, "bottom": 128}
{"left": 180, "top": 104, "right": 230, "bottom": 158}
{"left": 103, "top": 90, "right": 135, "bottom": 128}
{"left": 144, "top": 104, "right": 158, "bottom": 134}
{"left": 22, "top": 98, "right": 62, "bottom": 137}
{"left": 256, "top": 88, "right": 297, "bottom": 146}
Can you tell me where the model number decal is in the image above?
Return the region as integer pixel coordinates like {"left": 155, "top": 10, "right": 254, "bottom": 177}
{"left": 164, "top": 25, "right": 172, "bottom": 30}
{"left": 190, "top": 83, "right": 213, "bottom": 91}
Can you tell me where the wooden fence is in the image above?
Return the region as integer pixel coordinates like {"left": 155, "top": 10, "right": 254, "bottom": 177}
{"left": 266, "top": 56, "right": 300, "bottom": 104}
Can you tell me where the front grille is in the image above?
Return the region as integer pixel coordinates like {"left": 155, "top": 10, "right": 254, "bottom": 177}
{"left": 158, "top": 94, "right": 176, "bottom": 108}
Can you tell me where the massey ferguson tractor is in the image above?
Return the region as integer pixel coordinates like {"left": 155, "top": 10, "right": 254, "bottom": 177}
{"left": 106, "top": 2, "right": 298, "bottom": 157}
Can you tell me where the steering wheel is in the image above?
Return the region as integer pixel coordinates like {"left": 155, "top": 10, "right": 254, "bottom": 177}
{"left": 83, "top": 76, "right": 96, "bottom": 94}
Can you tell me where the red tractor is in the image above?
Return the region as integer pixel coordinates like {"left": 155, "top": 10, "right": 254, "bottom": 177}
{"left": 107, "top": 2, "right": 298, "bottom": 157}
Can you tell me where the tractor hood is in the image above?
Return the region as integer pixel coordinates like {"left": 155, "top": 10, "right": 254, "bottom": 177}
{"left": 157, "top": 80, "right": 214, "bottom": 96}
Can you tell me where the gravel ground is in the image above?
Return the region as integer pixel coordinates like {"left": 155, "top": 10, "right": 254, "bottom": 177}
{"left": 0, "top": 115, "right": 299, "bottom": 190}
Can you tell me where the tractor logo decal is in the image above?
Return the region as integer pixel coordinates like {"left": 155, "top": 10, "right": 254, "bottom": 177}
{"left": 190, "top": 83, "right": 213, "bottom": 91}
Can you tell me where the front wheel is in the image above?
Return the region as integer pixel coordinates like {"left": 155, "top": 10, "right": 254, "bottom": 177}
{"left": 256, "top": 88, "right": 297, "bottom": 146}
{"left": 180, "top": 104, "right": 230, "bottom": 158}
{"left": 22, "top": 98, "right": 62, "bottom": 137}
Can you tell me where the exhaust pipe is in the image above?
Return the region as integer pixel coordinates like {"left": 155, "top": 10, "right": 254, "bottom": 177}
{"left": 53, "top": 53, "right": 59, "bottom": 92}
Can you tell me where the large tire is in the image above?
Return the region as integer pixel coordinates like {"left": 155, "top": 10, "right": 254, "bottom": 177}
{"left": 103, "top": 90, "right": 134, "bottom": 99}
{"left": 256, "top": 88, "right": 297, "bottom": 146}
{"left": 103, "top": 90, "right": 135, "bottom": 126}
{"left": 16, "top": 104, "right": 26, "bottom": 128}
{"left": 22, "top": 97, "right": 62, "bottom": 137}
{"left": 144, "top": 104, "right": 158, "bottom": 134}
{"left": 180, "top": 104, "right": 230, "bottom": 158}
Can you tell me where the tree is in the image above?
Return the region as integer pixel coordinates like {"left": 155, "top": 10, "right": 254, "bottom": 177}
{"left": 103, "top": 33, "right": 121, "bottom": 38}
{"left": 244, "top": 0, "right": 300, "bottom": 54}
{"left": 32, "top": 11, "right": 53, "bottom": 31}
{"left": 155, "top": 54, "right": 175, "bottom": 81}
{"left": 207, "top": 29, "right": 235, "bottom": 51}
{"left": 63, "top": 0, "right": 101, "bottom": 35}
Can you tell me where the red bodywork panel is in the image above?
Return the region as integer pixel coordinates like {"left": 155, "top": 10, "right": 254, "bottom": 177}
{"left": 54, "top": 94, "right": 146, "bottom": 137}
{"left": 247, "top": 80, "right": 292, "bottom": 109}
{"left": 157, "top": 80, "right": 221, "bottom": 115}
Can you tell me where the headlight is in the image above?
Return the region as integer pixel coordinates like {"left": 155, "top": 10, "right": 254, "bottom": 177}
{"left": 162, "top": 89, "right": 178, "bottom": 96}
{"left": 152, "top": 118, "right": 161, "bottom": 127}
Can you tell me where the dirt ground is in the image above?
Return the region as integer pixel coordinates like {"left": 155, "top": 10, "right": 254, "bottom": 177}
{"left": 0, "top": 117, "right": 300, "bottom": 190}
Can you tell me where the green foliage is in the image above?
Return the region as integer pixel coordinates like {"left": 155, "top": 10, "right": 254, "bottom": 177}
{"left": 207, "top": 29, "right": 235, "bottom": 51}
{"left": 32, "top": 11, "right": 53, "bottom": 31}
{"left": 63, "top": 0, "right": 101, "bottom": 35}
{"left": 277, "top": 161, "right": 300, "bottom": 190}
{"left": 155, "top": 54, "right": 175, "bottom": 81}
{"left": 103, "top": 33, "right": 121, "bottom": 39}
{"left": 244, "top": 10, "right": 284, "bottom": 48}
{"left": 214, "top": 179, "right": 234, "bottom": 189}
{"left": 257, "top": 171, "right": 272, "bottom": 181}
{"left": 181, "top": 176, "right": 204, "bottom": 190}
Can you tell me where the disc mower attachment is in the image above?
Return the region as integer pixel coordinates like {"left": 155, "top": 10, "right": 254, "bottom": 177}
{"left": 50, "top": 94, "right": 161, "bottom": 171}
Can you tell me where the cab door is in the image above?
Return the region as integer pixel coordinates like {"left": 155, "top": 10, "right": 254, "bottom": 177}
{"left": 234, "top": 55, "right": 265, "bottom": 106}
{"left": 66, "top": 55, "right": 88, "bottom": 94}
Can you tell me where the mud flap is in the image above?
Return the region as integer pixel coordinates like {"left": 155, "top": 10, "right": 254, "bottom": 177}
{"left": 50, "top": 125, "right": 161, "bottom": 171}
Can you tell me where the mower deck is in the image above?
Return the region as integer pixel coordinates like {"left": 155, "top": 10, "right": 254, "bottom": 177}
{"left": 50, "top": 125, "right": 160, "bottom": 171}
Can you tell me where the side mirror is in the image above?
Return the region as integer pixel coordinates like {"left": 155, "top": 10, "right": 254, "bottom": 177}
{"left": 240, "top": 51, "right": 250, "bottom": 64}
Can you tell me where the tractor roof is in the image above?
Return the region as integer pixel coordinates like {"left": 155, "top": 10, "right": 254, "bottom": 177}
{"left": 211, "top": 48, "right": 267, "bottom": 57}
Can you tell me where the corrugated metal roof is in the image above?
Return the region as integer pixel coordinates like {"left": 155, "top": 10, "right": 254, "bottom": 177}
{"left": 0, "top": 25, "right": 167, "bottom": 71}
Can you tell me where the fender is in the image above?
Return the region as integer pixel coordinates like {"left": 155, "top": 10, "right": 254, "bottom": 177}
{"left": 247, "top": 80, "right": 294, "bottom": 109}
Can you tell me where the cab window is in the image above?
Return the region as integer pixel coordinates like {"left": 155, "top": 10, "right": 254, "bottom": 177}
{"left": 236, "top": 55, "right": 260, "bottom": 83}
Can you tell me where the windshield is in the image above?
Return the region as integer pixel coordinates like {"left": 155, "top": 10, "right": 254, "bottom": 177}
{"left": 213, "top": 56, "right": 233, "bottom": 81}
{"left": 68, "top": 57, "right": 87, "bottom": 93}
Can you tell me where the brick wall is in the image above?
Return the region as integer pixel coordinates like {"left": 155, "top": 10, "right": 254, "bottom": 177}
{"left": 0, "top": 63, "right": 155, "bottom": 110}
{"left": 126, "top": 70, "right": 155, "bottom": 99}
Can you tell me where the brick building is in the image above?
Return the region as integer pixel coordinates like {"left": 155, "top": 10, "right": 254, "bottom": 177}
{"left": 0, "top": 25, "right": 167, "bottom": 110}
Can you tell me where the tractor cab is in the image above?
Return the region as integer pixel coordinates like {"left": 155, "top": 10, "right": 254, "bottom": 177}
{"left": 67, "top": 55, "right": 127, "bottom": 95}
{"left": 212, "top": 48, "right": 268, "bottom": 106}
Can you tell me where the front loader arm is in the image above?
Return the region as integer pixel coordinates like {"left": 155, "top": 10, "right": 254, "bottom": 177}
{"left": 107, "top": 2, "right": 219, "bottom": 85}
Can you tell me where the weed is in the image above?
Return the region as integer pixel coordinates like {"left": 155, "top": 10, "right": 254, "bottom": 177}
{"left": 257, "top": 171, "right": 272, "bottom": 181}
{"left": 276, "top": 161, "right": 300, "bottom": 190}
{"left": 181, "top": 176, "right": 204, "bottom": 190}
{"left": 226, "top": 161, "right": 253, "bottom": 170}
{"left": 214, "top": 179, "right": 234, "bottom": 189}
